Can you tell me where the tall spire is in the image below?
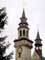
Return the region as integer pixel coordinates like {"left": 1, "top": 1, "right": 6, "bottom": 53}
{"left": 20, "top": 9, "right": 27, "bottom": 21}
{"left": 18, "top": 8, "right": 29, "bottom": 38}
{"left": 19, "top": 9, "right": 28, "bottom": 26}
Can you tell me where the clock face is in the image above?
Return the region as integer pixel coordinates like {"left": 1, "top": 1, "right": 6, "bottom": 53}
{"left": 17, "top": 47, "right": 22, "bottom": 53}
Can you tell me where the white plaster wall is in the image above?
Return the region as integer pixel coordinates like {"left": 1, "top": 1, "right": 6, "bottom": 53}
{"left": 22, "top": 46, "right": 31, "bottom": 60}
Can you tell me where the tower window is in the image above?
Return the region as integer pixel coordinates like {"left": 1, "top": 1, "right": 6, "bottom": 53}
{"left": 20, "top": 30, "right": 22, "bottom": 36}
{"left": 23, "top": 30, "right": 25, "bottom": 36}
{"left": 27, "top": 30, "right": 28, "bottom": 37}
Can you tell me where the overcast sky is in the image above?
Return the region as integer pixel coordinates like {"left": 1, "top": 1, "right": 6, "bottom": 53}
{"left": 0, "top": 0, "right": 45, "bottom": 60}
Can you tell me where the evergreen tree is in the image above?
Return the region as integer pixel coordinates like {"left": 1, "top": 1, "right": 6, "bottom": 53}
{"left": 0, "top": 7, "right": 13, "bottom": 60}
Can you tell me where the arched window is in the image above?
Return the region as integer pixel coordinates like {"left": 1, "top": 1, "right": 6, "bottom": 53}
{"left": 20, "top": 30, "right": 22, "bottom": 36}
{"left": 23, "top": 30, "right": 25, "bottom": 36}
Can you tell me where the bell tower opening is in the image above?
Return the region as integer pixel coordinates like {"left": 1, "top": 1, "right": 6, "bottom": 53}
{"left": 23, "top": 30, "right": 25, "bottom": 36}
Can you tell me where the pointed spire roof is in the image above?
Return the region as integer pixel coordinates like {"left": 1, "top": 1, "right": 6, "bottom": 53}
{"left": 20, "top": 9, "right": 27, "bottom": 20}
{"left": 36, "top": 30, "right": 40, "bottom": 39}
{"left": 35, "top": 30, "right": 42, "bottom": 46}
{"left": 22, "top": 9, "right": 26, "bottom": 18}
{"left": 35, "top": 30, "right": 42, "bottom": 41}
{"left": 19, "top": 9, "right": 28, "bottom": 26}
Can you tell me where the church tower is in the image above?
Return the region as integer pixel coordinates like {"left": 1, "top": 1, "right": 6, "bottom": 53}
{"left": 14, "top": 9, "right": 33, "bottom": 60}
{"left": 35, "top": 30, "right": 42, "bottom": 58}
{"left": 32, "top": 30, "right": 42, "bottom": 60}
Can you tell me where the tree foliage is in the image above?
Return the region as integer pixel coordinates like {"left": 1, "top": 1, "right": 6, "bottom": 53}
{"left": 0, "top": 43, "right": 13, "bottom": 60}
{"left": 0, "top": 7, "right": 7, "bottom": 29}
{"left": 0, "top": 7, "right": 13, "bottom": 60}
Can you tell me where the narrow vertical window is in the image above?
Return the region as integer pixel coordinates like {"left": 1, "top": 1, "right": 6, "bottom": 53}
{"left": 27, "top": 30, "right": 28, "bottom": 37}
{"left": 20, "top": 30, "right": 22, "bottom": 36}
{"left": 23, "top": 30, "right": 25, "bottom": 36}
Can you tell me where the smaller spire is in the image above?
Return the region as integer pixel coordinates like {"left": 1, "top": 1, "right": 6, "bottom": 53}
{"left": 35, "top": 30, "right": 42, "bottom": 58}
{"left": 35, "top": 29, "right": 42, "bottom": 45}
{"left": 36, "top": 30, "right": 40, "bottom": 39}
